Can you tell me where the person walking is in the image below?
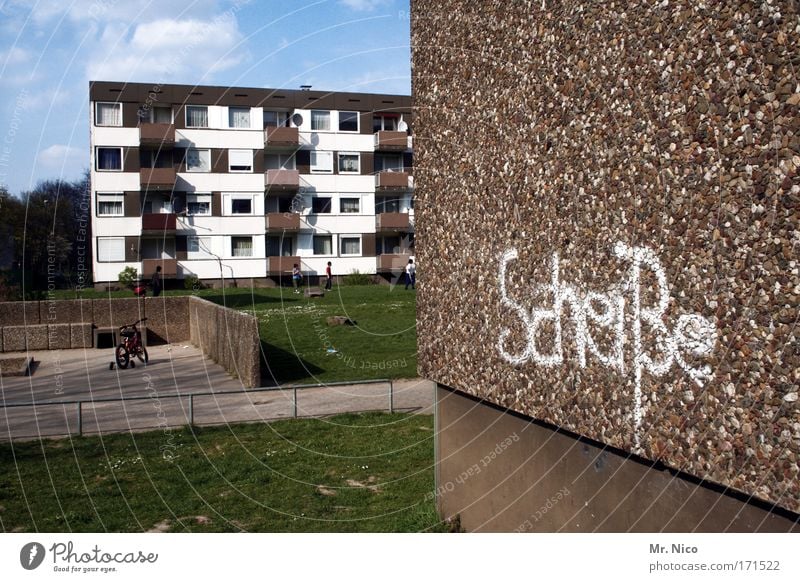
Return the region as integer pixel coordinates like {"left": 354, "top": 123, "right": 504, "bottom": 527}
{"left": 325, "top": 261, "right": 332, "bottom": 291}
{"left": 151, "top": 265, "right": 163, "bottom": 297}
{"left": 404, "top": 258, "right": 416, "bottom": 290}
{"left": 292, "top": 264, "right": 302, "bottom": 294}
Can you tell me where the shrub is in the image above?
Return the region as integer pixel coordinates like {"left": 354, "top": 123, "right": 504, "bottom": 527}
{"left": 344, "top": 269, "right": 373, "bottom": 286}
{"left": 118, "top": 266, "right": 138, "bottom": 288}
{"left": 184, "top": 275, "right": 204, "bottom": 290}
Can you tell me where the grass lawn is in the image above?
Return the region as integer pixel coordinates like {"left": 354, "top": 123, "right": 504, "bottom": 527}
{"left": 0, "top": 412, "right": 447, "bottom": 532}
{"left": 49, "top": 285, "right": 418, "bottom": 385}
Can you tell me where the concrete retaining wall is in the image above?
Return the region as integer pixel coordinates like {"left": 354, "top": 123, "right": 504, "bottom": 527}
{"left": 188, "top": 296, "right": 260, "bottom": 388}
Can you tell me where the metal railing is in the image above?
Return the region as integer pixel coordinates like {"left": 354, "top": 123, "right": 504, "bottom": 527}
{"left": 0, "top": 379, "right": 406, "bottom": 439}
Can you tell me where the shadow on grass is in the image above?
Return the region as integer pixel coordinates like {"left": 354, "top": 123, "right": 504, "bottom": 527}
{"left": 200, "top": 293, "right": 295, "bottom": 309}
{"left": 259, "top": 340, "right": 324, "bottom": 386}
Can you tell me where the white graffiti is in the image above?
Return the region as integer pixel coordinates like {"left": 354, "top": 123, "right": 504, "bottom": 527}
{"left": 498, "top": 242, "right": 716, "bottom": 448}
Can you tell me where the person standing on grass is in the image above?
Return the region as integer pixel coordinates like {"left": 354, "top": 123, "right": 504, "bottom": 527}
{"left": 151, "top": 265, "right": 163, "bottom": 297}
{"left": 405, "top": 258, "right": 416, "bottom": 290}
{"left": 292, "top": 263, "right": 302, "bottom": 294}
{"left": 325, "top": 261, "right": 333, "bottom": 291}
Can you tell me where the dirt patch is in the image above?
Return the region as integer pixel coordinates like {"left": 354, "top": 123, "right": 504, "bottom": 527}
{"left": 193, "top": 515, "right": 212, "bottom": 525}
{"left": 345, "top": 477, "right": 381, "bottom": 493}
{"left": 317, "top": 485, "right": 337, "bottom": 496}
{"left": 147, "top": 519, "right": 171, "bottom": 533}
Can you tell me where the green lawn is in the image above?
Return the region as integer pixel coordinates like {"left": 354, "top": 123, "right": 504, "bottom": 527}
{"left": 50, "top": 285, "right": 418, "bottom": 385}
{"left": 0, "top": 412, "right": 447, "bottom": 532}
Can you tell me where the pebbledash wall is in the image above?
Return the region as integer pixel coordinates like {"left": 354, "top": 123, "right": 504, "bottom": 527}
{"left": 0, "top": 297, "right": 260, "bottom": 388}
{"left": 413, "top": 1, "right": 799, "bottom": 530}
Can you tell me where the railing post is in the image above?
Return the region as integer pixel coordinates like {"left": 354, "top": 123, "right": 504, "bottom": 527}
{"left": 77, "top": 401, "right": 83, "bottom": 436}
{"left": 389, "top": 379, "right": 394, "bottom": 413}
{"left": 293, "top": 386, "right": 298, "bottom": 418}
{"left": 189, "top": 394, "right": 194, "bottom": 427}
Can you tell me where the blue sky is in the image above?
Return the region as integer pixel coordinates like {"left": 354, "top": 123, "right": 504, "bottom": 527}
{"left": 0, "top": 0, "right": 411, "bottom": 195}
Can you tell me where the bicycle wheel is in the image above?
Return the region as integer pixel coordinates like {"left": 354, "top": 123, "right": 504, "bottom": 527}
{"left": 115, "top": 344, "right": 130, "bottom": 369}
{"left": 137, "top": 346, "right": 149, "bottom": 364}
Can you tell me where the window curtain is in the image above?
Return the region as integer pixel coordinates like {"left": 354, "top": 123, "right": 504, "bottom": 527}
{"left": 341, "top": 238, "right": 360, "bottom": 255}
{"left": 98, "top": 148, "right": 122, "bottom": 170}
{"left": 230, "top": 108, "right": 250, "bottom": 128}
{"left": 311, "top": 110, "right": 330, "bottom": 131}
{"left": 97, "top": 103, "right": 121, "bottom": 126}
{"left": 313, "top": 236, "right": 332, "bottom": 255}
{"left": 340, "top": 198, "right": 359, "bottom": 213}
{"left": 339, "top": 155, "right": 359, "bottom": 172}
{"left": 232, "top": 238, "right": 253, "bottom": 257}
{"left": 186, "top": 106, "right": 208, "bottom": 127}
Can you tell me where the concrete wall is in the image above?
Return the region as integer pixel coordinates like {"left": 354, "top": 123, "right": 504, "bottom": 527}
{"left": 435, "top": 386, "right": 798, "bottom": 532}
{"left": 412, "top": 0, "right": 800, "bottom": 523}
{"left": 188, "top": 296, "right": 260, "bottom": 388}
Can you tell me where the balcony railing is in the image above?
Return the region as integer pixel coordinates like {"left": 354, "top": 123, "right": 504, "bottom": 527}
{"left": 267, "top": 256, "right": 300, "bottom": 275}
{"left": 374, "top": 131, "right": 409, "bottom": 151}
{"left": 376, "top": 212, "right": 410, "bottom": 231}
{"left": 265, "top": 169, "right": 300, "bottom": 191}
{"left": 140, "top": 167, "right": 176, "bottom": 190}
{"left": 375, "top": 171, "right": 410, "bottom": 190}
{"left": 377, "top": 254, "right": 413, "bottom": 272}
{"left": 264, "top": 126, "right": 299, "bottom": 149}
{"left": 141, "top": 258, "right": 177, "bottom": 278}
{"left": 141, "top": 213, "right": 177, "bottom": 233}
{"left": 139, "top": 123, "right": 175, "bottom": 146}
{"left": 266, "top": 213, "right": 301, "bottom": 231}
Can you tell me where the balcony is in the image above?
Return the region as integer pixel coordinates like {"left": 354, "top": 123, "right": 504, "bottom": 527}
{"left": 267, "top": 256, "right": 300, "bottom": 276}
{"left": 377, "top": 254, "right": 413, "bottom": 272}
{"left": 374, "top": 131, "right": 409, "bottom": 151}
{"left": 141, "top": 258, "right": 178, "bottom": 279}
{"left": 139, "top": 123, "right": 175, "bottom": 146}
{"left": 141, "top": 213, "right": 177, "bottom": 233}
{"left": 265, "top": 169, "right": 300, "bottom": 191}
{"left": 376, "top": 212, "right": 410, "bottom": 232}
{"left": 375, "top": 171, "right": 410, "bottom": 191}
{"left": 266, "top": 212, "right": 301, "bottom": 231}
{"left": 264, "top": 126, "right": 299, "bottom": 149}
{"left": 140, "top": 167, "right": 176, "bottom": 190}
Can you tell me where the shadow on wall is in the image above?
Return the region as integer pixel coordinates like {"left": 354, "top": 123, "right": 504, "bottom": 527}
{"left": 259, "top": 339, "right": 324, "bottom": 386}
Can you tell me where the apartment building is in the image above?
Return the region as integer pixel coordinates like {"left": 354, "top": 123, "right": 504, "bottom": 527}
{"left": 89, "top": 81, "right": 414, "bottom": 288}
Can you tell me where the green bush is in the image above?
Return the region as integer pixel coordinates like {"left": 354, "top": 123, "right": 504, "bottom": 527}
{"left": 184, "top": 275, "right": 204, "bottom": 290}
{"left": 343, "top": 269, "right": 373, "bottom": 286}
{"left": 118, "top": 266, "right": 138, "bottom": 288}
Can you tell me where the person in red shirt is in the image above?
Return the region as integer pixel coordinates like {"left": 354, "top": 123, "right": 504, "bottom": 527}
{"left": 325, "top": 261, "right": 332, "bottom": 291}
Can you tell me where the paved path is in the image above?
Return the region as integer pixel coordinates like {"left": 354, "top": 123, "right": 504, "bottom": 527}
{"left": 0, "top": 345, "right": 433, "bottom": 440}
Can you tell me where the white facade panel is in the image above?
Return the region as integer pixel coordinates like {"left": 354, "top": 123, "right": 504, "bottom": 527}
{"left": 300, "top": 257, "right": 376, "bottom": 276}
{"left": 176, "top": 173, "right": 265, "bottom": 192}
{"left": 93, "top": 217, "right": 141, "bottom": 237}
{"left": 92, "top": 172, "right": 141, "bottom": 191}
{"left": 298, "top": 131, "right": 374, "bottom": 152}
{"left": 93, "top": 127, "right": 140, "bottom": 147}
{"left": 94, "top": 261, "right": 140, "bottom": 283}
{"left": 302, "top": 214, "right": 375, "bottom": 234}
{"left": 301, "top": 174, "right": 374, "bottom": 193}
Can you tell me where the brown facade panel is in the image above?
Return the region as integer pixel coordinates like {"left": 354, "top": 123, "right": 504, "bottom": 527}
{"left": 211, "top": 149, "right": 229, "bottom": 174}
{"left": 253, "top": 149, "right": 265, "bottom": 174}
{"left": 361, "top": 152, "right": 374, "bottom": 175}
{"left": 122, "top": 104, "right": 139, "bottom": 128}
{"left": 211, "top": 192, "right": 221, "bottom": 217}
{"left": 123, "top": 191, "right": 141, "bottom": 217}
{"left": 435, "top": 386, "right": 800, "bottom": 533}
{"left": 361, "top": 233, "right": 376, "bottom": 257}
{"left": 175, "top": 235, "right": 187, "bottom": 261}
{"left": 295, "top": 150, "right": 310, "bottom": 174}
{"left": 123, "top": 147, "right": 140, "bottom": 172}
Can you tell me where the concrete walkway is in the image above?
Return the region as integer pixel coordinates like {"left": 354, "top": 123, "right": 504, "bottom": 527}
{"left": 0, "top": 345, "right": 433, "bottom": 440}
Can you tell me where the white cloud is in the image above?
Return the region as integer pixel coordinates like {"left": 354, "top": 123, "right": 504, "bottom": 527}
{"left": 86, "top": 16, "right": 247, "bottom": 82}
{"left": 37, "top": 145, "right": 85, "bottom": 173}
{"left": 7, "top": 0, "right": 220, "bottom": 26}
{"left": 339, "top": 0, "right": 390, "bottom": 11}
{"left": 0, "top": 46, "right": 33, "bottom": 65}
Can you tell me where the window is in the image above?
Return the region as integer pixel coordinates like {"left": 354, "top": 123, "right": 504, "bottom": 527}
{"left": 311, "top": 110, "right": 330, "bottom": 131}
{"left": 265, "top": 195, "right": 296, "bottom": 213}
{"left": 229, "top": 149, "right": 253, "bottom": 172}
{"left": 264, "top": 110, "right": 290, "bottom": 127}
{"left": 186, "top": 105, "right": 209, "bottom": 128}
{"left": 373, "top": 114, "right": 398, "bottom": 132}
{"left": 186, "top": 148, "right": 210, "bottom": 172}
{"left": 188, "top": 236, "right": 212, "bottom": 259}
{"left": 97, "top": 238, "right": 125, "bottom": 262}
{"left": 186, "top": 194, "right": 211, "bottom": 216}
{"left": 338, "top": 153, "right": 360, "bottom": 174}
{"left": 96, "top": 147, "right": 122, "bottom": 171}
{"left": 142, "top": 197, "right": 172, "bottom": 214}
{"left": 376, "top": 196, "right": 401, "bottom": 213}
{"left": 141, "top": 149, "right": 172, "bottom": 168}
{"left": 378, "top": 236, "right": 400, "bottom": 255}
{"left": 313, "top": 235, "right": 332, "bottom": 255}
{"left": 267, "top": 236, "right": 294, "bottom": 256}
{"left": 231, "top": 197, "right": 253, "bottom": 214}
{"left": 151, "top": 106, "right": 172, "bottom": 123}
{"left": 375, "top": 153, "right": 404, "bottom": 171}
{"left": 97, "top": 193, "right": 123, "bottom": 216}
{"left": 340, "top": 197, "right": 360, "bottom": 213}
{"left": 231, "top": 236, "right": 253, "bottom": 257}
{"left": 310, "top": 151, "right": 333, "bottom": 173}
{"left": 311, "top": 197, "right": 331, "bottom": 214}
{"left": 340, "top": 236, "right": 361, "bottom": 256}
{"left": 338, "top": 111, "right": 359, "bottom": 132}
{"left": 96, "top": 102, "right": 121, "bottom": 126}
{"left": 265, "top": 153, "right": 296, "bottom": 170}
{"left": 229, "top": 107, "right": 251, "bottom": 128}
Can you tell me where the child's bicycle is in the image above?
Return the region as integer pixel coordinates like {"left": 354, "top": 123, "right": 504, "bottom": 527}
{"left": 115, "top": 318, "right": 149, "bottom": 369}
